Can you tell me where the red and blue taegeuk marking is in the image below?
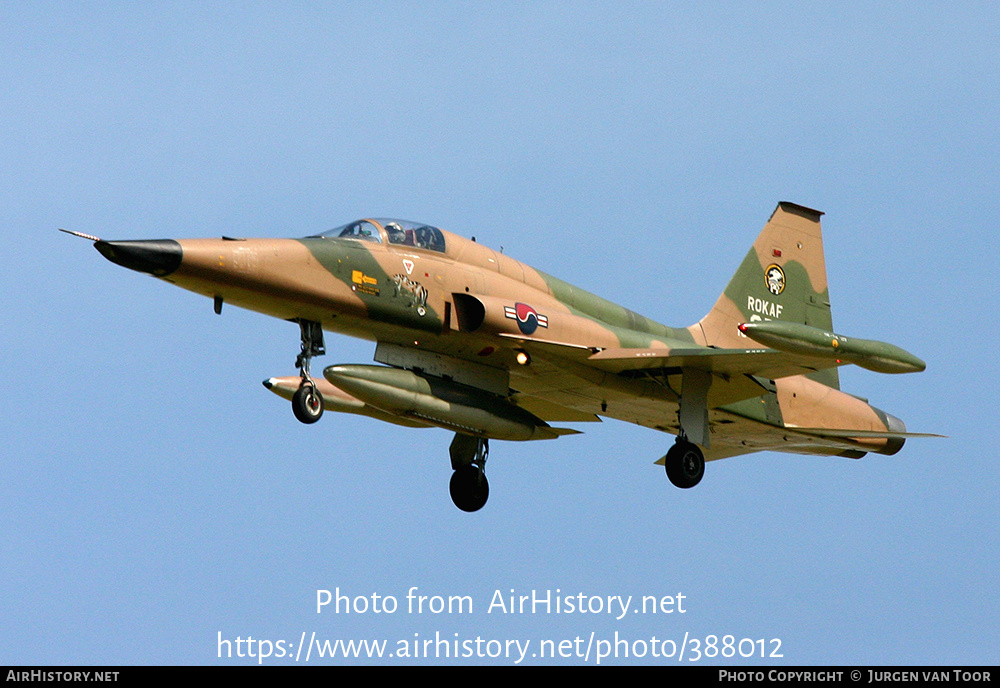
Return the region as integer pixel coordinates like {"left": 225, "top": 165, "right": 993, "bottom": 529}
{"left": 504, "top": 302, "right": 548, "bottom": 335}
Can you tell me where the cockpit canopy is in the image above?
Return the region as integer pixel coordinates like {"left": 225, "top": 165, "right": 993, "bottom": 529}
{"left": 308, "top": 219, "right": 446, "bottom": 253}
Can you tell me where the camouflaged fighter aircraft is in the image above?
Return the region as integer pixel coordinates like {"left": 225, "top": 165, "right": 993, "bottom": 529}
{"left": 65, "top": 202, "right": 932, "bottom": 512}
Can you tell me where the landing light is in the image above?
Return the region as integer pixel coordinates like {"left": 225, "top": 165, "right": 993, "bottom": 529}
{"left": 515, "top": 350, "right": 531, "bottom": 366}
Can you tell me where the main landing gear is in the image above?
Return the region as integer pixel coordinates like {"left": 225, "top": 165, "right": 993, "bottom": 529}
{"left": 664, "top": 437, "right": 705, "bottom": 489}
{"left": 665, "top": 368, "right": 709, "bottom": 488}
{"left": 449, "top": 433, "right": 490, "bottom": 512}
{"left": 291, "top": 320, "right": 325, "bottom": 424}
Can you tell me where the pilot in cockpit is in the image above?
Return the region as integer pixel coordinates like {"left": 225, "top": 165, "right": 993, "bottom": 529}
{"left": 385, "top": 222, "right": 404, "bottom": 243}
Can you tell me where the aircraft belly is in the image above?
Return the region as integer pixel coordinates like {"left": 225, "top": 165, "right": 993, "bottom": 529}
{"left": 165, "top": 273, "right": 359, "bottom": 324}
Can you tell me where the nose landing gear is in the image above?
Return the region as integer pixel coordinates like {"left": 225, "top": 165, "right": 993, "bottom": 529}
{"left": 292, "top": 320, "right": 325, "bottom": 424}
{"left": 292, "top": 384, "right": 324, "bottom": 424}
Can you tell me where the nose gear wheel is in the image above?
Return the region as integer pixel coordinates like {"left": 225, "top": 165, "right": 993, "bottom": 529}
{"left": 291, "top": 320, "right": 326, "bottom": 424}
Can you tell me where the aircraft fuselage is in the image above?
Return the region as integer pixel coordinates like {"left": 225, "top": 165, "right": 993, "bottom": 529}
{"left": 79, "top": 205, "right": 931, "bottom": 511}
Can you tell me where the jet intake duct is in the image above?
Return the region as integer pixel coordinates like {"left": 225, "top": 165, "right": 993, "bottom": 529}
{"left": 451, "top": 293, "right": 609, "bottom": 344}
{"left": 452, "top": 293, "right": 486, "bottom": 332}
{"left": 453, "top": 293, "right": 551, "bottom": 337}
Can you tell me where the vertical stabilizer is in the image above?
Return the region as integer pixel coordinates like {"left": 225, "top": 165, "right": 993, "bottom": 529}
{"left": 690, "top": 202, "right": 839, "bottom": 389}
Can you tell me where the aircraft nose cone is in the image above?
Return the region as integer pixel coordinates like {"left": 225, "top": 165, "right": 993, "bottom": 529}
{"left": 94, "top": 239, "right": 182, "bottom": 277}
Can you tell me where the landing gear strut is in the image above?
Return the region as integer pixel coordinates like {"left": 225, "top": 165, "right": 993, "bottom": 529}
{"left": 664, "top": 437, "right": 705, "bottom": 489}
{"left": 666, "top": 368, "right": 710, "bottom": 488}
{"left": 449, "top": 433, "right": 490, "bottom": 512}
{"left": 291, "top": 320, "right": 325, "bottom": 424}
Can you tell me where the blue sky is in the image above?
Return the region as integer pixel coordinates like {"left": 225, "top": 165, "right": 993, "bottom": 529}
{"left": 2, "top": 2, "right": 997, "bottom": 665}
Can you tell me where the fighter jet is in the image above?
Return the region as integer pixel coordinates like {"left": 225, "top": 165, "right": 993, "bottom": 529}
{"left": 65, "top": 202, "right": 934, "bottom": 512}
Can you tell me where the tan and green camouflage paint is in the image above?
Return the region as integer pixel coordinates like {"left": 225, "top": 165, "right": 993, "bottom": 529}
{"left": 149, "top": 206, "right": 908, "bottom": 461}
{"left": 691, "top": 202, "right": 837, "bottom": 385}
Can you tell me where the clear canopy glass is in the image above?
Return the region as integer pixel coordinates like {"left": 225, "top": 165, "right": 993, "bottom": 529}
{"left": 306, "top": 219, "right": 446, "bottom": 253}
{"left": 376, "top": 219, "right": 446, "bottom": 253}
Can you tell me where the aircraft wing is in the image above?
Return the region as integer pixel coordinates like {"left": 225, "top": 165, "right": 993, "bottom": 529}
{"left": 502, "top": 335, "right": 842, "bottom": 410}
{"left": 586, "top": 346, "right": 841, "bottom": 380}
{"left": 498, "top": 333, "right": 840, "bottom": 380}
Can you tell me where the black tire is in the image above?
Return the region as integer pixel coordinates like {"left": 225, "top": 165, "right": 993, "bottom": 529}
{"left": 292, "top": 384, "right": 324, "bottom": 424}
{"left": 664, "top": 440, "right": 705, "bottom": 489}
{"left": 449, "top": 464, "right": 489, "bottom": 512}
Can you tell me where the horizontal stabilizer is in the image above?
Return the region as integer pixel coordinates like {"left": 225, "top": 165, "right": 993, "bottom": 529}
{"left": 786, "top": 427, "right": 945, "bottom": 440}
